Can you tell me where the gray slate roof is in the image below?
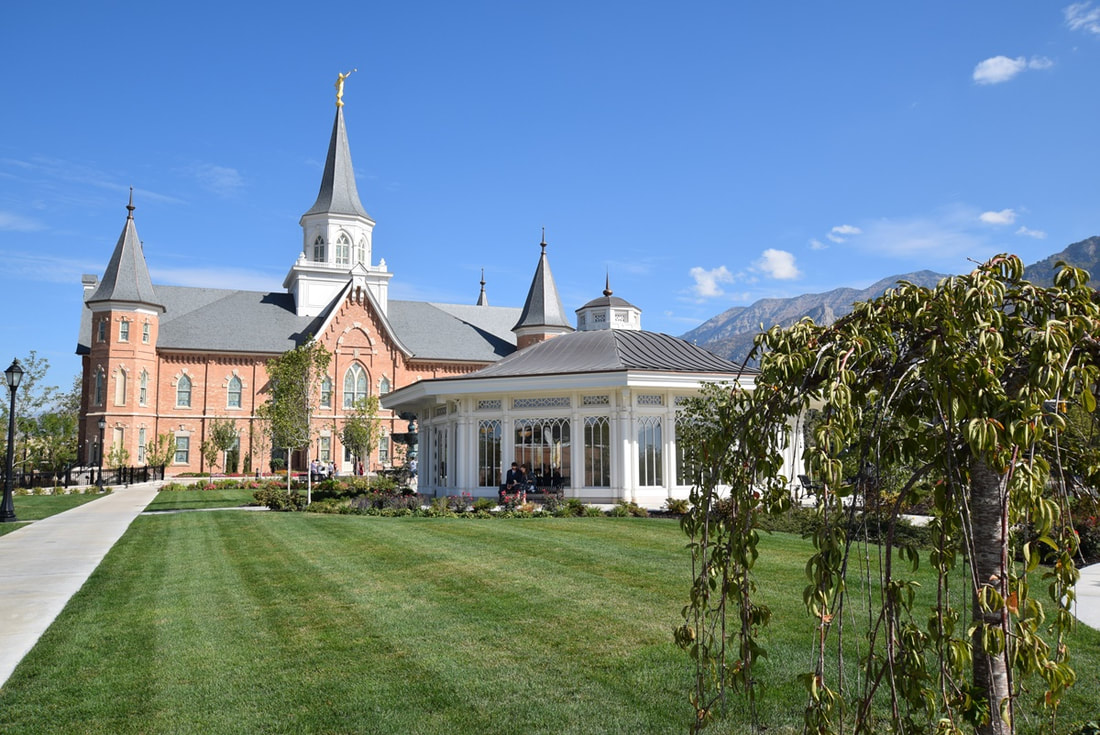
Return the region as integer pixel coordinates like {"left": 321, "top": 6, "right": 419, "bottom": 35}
{"left": 513, "top": 243, "right": 572, "bottom": 332}
{"left": 86, "top": 209, "right": 162, "bottom": 310}
{"left": 78, "top": 284, "right": 520, "bottom": 362}
{"left": 442, "top": 329, "right": 753, "bottom": 380}
{"left": 302, "top": 107, "right": 371, "bottom": 220}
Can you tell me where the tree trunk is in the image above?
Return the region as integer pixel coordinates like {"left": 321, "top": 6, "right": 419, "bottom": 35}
{"left": 970, "top": 457, "right": 1012, "bottom": 735}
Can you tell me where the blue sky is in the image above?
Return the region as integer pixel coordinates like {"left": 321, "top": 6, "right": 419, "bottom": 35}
{"left": 3, "top": 1, "right": 1099, "bottom": 389}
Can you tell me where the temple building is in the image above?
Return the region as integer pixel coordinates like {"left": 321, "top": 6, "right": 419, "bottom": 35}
{"left": 77, "top": 82, "right": 801, "bottom": 500}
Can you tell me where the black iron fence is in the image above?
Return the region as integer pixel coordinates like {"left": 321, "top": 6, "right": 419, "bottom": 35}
{"left": 1, "top": 465, "right": 166, "bottom": 489}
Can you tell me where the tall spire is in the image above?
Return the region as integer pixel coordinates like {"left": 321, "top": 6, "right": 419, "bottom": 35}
{"left": 512, "top": 232, "right": 573, "bottom": 348}
{"left": 476, "top": 268, "right": 489, "bottom": 306}
{"left": 86, "top": 191, "right": 163, "bottom": 311}
{"left": 303, "top": 97, "right": 370, "bottom": 219}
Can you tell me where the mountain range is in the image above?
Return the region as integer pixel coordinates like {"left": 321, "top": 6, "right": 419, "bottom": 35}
{"left": 680, "top": 236, "right": 1100, "bottom": 364}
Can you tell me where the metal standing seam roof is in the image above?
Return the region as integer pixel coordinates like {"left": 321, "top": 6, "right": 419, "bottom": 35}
{"left": 439, "top": 329, "right": 755, "bottom": 380}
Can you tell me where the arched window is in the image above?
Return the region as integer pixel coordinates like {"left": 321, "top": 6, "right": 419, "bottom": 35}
{"left": 343, "top": 364, "right": 368, "bottom": 408}
{"left": 177, "top": 375, "right": 192, "bottom": 408}
{"left": 93, "top": 368, "right": 105, "bottom": 406}
{"left": 227, "top": 376, "right": 242, "bottom": 408}
{"left": 139, "top": 370, "right": 149, "bottom": 406}
{"left": 335, "top": 233, "right": 351, "bottom": 265}
{"left": 355, "top": 238, "right": 367, "bottom": 265}
{"left": 312, "top": 235, "right": 325, "bottom": 262}
{"left": 379, "top": 376, "right": 391, "bottom": 395}
{"left": 114, "top": 369, "right": 127, "bottom": 406}
{"left": 320, "top": 376, "right": 333, "bottom": 408}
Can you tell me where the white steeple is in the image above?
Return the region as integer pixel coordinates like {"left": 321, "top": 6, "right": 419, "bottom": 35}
{"left": 284, "top": 80, "right": 393, "bottom": 317}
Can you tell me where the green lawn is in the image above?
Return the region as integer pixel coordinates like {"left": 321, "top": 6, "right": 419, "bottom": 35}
{"left": 144, "top": 488, "right": 258, "bottom": 512}
{"left": 0, "top": 514, "right": 1096, "bottom": 734}
{"left": 0, "top": 493, "right": 104, "bottom": 537}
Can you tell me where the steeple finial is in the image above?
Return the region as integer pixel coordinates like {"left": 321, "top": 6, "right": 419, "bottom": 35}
{"left": 335, "top": 69, "right": 356, "bottom": 108}
{"left": 603, "top": 270, "right": 612, "bottom": 297}
{"left": 477, "top": 268, "right": 489, "bottom": 306}
{"left": 126, "top": 187, "right": 135, "bottom": 218}
{"left": 540, "top": 227, "right": 546, "bottom": 253}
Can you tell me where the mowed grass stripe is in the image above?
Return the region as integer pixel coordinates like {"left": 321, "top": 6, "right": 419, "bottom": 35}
{"left": 3, "top": 513, "right": 1097, "bottom": 734}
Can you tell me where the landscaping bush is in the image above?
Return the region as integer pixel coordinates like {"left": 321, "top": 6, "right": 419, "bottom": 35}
{"left": 253, "top": 485, "right": 307, "bottom": 511}
{"left": 472, "top": 497, "right": 495, "bottom": 512}
{"left": 610, "top": 500, "right": 648, "bottom": 518}
{"left": 663, "top": 497, "right": 690, "bottom": 515}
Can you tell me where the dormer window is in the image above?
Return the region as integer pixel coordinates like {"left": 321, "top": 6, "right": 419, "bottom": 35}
{"left": 312, "top": 235, "right": 326, "bottom": 262}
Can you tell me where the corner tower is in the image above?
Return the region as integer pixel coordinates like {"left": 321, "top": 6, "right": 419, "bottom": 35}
{"left": 83, "top": 192, "right": 164, "bottom": 466}
{"left": 285, "top": 74, "right": 393, "bottom": 317}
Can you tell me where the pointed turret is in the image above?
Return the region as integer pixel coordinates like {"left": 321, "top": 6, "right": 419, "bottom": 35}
{"left": 512, "top": 232, "right": 573, "bottom": 349}
{"left": 476, "top": 268, "right": 489, "bottom": 306}
{"left": 86, "top": 191, "right": 163, "bottom": 311}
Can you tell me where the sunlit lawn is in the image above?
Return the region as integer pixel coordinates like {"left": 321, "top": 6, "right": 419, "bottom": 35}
{"left": 0, "top": 513, "right": 1096, "bottom": 734}
{"left": 144, "top": 488, "right": 258, "bottom": 512}
{"left": 0, "top": 493, "right": 104, "bottom": 537}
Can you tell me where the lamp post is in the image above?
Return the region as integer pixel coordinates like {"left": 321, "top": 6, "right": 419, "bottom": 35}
{"left": 96, "top": 417, "right": 107, "bottom": 490}
{"left": 2, "top": 358, "right": 24, "bottom": 523}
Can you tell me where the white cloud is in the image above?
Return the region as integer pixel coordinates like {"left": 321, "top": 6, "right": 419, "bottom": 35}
{"left": 980, "top": 208, "right": 1016, "bottom": 225}
{"left": 854, "top": 207, "right": 990, "bottom": 261}
{"left": 1015, "top": 225, "right": 1048, "bottom": 239}
{"left": 809, "top": 238, "right": 828, "bottom": 250}
{"left": 0, "top": 211, "right": 46, "bottom": 232}
{"left": 1066, "top": 2, "right": 1100, "bottom": 34}
{"left": 151, "top": 265, "right": 282, "bottom": 291}
{"left": 754, "top": 249, "right": 801, "bottom": 280}
{"left": 826, "top": 224, "right": 862, "bottom": 243}
{"left": 191, "top": 164, "right": 244, "bottom": 196}
{"left": 688, "top": 265, "right": 735, "bottom": 298}
{"left": 972, "top": 55, "right": 1054, "bottom": 84}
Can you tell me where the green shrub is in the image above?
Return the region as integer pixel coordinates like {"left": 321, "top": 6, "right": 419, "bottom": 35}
{"left": 253, "top": 485, "right": 307, "bottom": 511}
{"left": 472, "top": 497, "right": 495, "bottom": 512}
{"left": 611, "top": 500, "right": 648, "bottom": 518}
{"left": 664, "top": 498, "right": 690, "bottom": 514}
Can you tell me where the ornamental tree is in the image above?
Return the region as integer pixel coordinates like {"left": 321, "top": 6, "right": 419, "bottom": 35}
{"left": 677, "top": 255, "right": 1099, "bottom": 735}
{"left": 341, "top": 395, "right": 383, "bottom": 474}
{"left": 256, "top": 338, "right": 331, "bottom": 500}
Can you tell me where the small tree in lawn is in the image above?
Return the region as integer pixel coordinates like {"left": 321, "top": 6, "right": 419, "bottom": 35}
{"left": 145, "top": 432, "right": 176, "bottom": 476}
{"left": 255, "top": 338, "right": 331, "bottom": 503}
{"left": 341, "top": 395, "right": 383, "bottom": 476}
{"left": 206, "top": 417, "right": 239, "bottom": 478}
{"left": 106, "top": 443, "right": 130, "bottom": 474}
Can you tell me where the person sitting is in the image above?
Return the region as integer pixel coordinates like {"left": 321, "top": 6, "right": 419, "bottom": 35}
{"left": 501, "top": 461, "right": 520, "bottom": 501}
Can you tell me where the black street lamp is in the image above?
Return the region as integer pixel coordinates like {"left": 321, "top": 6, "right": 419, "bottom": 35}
{"left": 3, "top": 358, "right": 24, "bottom": 523}
{"left": 96, "top": 417, "right": 107, "bottom": 490}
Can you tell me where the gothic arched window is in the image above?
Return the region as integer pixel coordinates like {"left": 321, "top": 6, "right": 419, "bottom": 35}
{"left": 335, "top": 233, "right": 351, "bottom": 265}
{"left": 93, "top": 368, "right": 105, "bottom": 406}
{"left": 355, "top": 238, "right": 367, "bottom": 265}
{"left": 177, "top": 375, "right": 192, "bottom": 408}
{"left": 343, "top": 364, "right": 368, "bottom": 408}
{"left": 312, "top": 235, "right": 326, "bottom": 262}
{"left": 227, "top": 376, "right": 242, "bottom": 408}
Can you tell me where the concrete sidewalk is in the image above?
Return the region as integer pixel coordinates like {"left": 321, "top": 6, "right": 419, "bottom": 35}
{"left": 1075, "top": 559, "right": 1100, "bottom": 631}
{"left": 0, "top": 482, "right": 162, "bottom": 688}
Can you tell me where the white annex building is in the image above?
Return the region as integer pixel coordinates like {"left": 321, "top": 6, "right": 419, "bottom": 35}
{"left": 384, "top": 258, "right": 805, "bottom": 506}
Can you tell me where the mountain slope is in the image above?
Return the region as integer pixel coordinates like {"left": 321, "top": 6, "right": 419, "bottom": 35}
{"left": 682, "top": 238, "right": 1100, "bottom": 363}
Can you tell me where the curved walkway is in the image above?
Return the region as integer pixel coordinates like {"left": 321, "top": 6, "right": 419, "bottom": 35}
{"left": 0, "top": 483, "right": 1098, "bottom": 690}
{"left": 0, "top": 481, "right": 162, "bottom": 688}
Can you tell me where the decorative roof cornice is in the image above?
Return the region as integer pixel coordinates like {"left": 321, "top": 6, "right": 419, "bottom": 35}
{"left": 86, "top": 190, "right": 164, "bottom": 312}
